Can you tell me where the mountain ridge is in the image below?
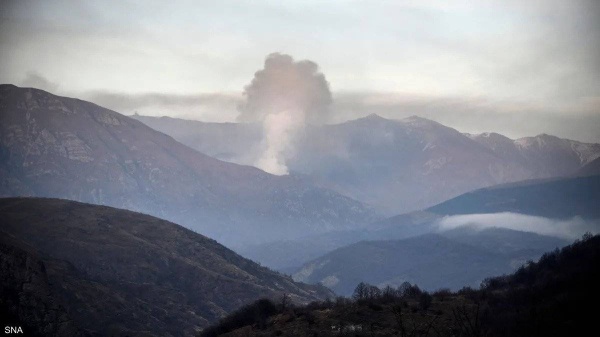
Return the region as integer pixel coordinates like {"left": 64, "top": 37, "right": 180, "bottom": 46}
{"left": 242, "top": 173, "right": 599, "bottom": 271}
{"left": 292, "top": 228, "right": 567, "bottom": 296}
{"left": 0, "top": 197, "right": 334, "bottom": 336}
{"left": 0, "top": 84, "right": 377, "bottom": 247}
{"left": 132, "top": 113, "right": 600, "bottom": 215}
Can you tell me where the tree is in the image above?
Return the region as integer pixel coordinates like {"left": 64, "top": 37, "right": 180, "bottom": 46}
{"left": 382, "top": 285, "right": 397, "bottom": 301}
{"left": 279, "top": 293, "right": 290, "bottom": 312}
{"left": 367, "top": 285, "right": 382, "bottom": 300}
{"left": 397, "top": 282, "right": 412, "bottom": 297}
{"left": 419, "top": 292, "right": 432, "bottom": 311}
{"left": 353, "top": 282, "right": 368, "bottom": 301}
{"left": 391, "top": 304, "right": 406, "bottom": 337}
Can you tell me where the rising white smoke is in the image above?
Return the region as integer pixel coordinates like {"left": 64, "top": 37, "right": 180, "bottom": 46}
{"left": 238, "top": 53, "right": 332, "bottom": 175}
{"left": 253, "top": 110, "right": 299, "bottom": 175}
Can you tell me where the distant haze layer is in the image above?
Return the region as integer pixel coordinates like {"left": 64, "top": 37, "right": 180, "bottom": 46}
{"left": 1, "top": 1, "right": 599, "bottom": 142}
{"left": 437, "top": 212, "right": 599, "bottom": 240}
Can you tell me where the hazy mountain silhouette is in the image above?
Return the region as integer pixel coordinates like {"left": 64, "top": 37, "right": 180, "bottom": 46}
{"left": 133, "top": 114, "right": 599, "bottom": 215}
{"left": 0, "top": 85, "right": 377, "bottom": 247}
{"left": 292, "top": 228, "right": 567, "bottom": 296}
{"left": 577, "top": 156, "right": 600, "bottom": 176}
{"left": 243, "top": 174, "right": 599, "bottom": 271}
{"left": 427, "top": 174, "right": 600, "bottom": 219}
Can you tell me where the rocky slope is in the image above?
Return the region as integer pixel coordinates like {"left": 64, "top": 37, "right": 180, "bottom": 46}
{"left": 468, "top": 131, "right": 600, "bottom": 179}
{"left": 577, "top": 156, "right": 600, "bottom": 176}
{"left": 0, "top": 236, "right": 84, "bottom": 337}
{"left": 133, "top": 114, "right": 600, "bottom": 215}
{"left": 0, "top": 198, "right": 333, "bottom": 336}
{"left": 0, "top": 85, "right": 377, "bottom": 247}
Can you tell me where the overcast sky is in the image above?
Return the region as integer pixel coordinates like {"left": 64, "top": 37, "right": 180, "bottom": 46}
{"left": 1, "top": 0, "right": 599, "bottom": 142}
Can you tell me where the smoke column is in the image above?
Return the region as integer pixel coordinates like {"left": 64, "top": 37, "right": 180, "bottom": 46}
{"left": 238, "top": 53, "right": 332, "bottom": 175}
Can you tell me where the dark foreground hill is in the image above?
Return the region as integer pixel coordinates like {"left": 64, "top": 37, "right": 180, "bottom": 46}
{"left": 0, "top": 85, "right": 376, "bottom": 247}
{"left": 0, "top": 198, "right": 333, "bottom": 337}
{"left": 200, "top": 234, "right": 600, "bottom": 337}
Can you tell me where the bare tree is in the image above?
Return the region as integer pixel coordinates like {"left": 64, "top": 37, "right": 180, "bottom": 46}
{"left": 392, "top": 304, "right": 407, "bottom": 337}
{"left": 280, "top": 293, "right": 290, "bottom": 312}
{"left": 353, "top": 282, "right": 369, "bottom": 301}
{"left": 451, "top": 302, "right": 483, "bottom": 337}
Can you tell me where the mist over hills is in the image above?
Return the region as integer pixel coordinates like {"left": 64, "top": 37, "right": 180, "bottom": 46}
{"left": 1, "top": 84, "right": 597, "bottom": 334}
{"left": 0, "top": 85, "right": 377, "bottom": 247}
{"left": 0, "top": 198, "right": 333, "bottom": 336}
{"left": 427, "top": 174, "right": 600, "bottom": 219}
{"left": 242, "top": 174, "right": 600, "bottom": 270}
{"left": 3, "top": 0, "right": 598, "bottom": 335}
{"left": 132, "top": 113, "right": 600, "bottom": 215}
{"left": 289, "top": 173, "right": 599, "bottom": 295}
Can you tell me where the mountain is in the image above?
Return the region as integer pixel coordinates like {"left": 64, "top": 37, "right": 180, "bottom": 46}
{"left": 132, "top": 114, "right": 600, "bottom": 215}
{"left": 0, "top": 198, "right": 333, "bottom": 336}
{"left": 130, "top": 115, "right": 263, "bottom": 165}
{"left": 467, "top": 132, "right": 600, "bottom": 177}
{"left": 242, "top": 174, "right": 599, "bottom": 271}
{"left": 290, "top": 114, "right": 524, "bottom": 215}
{"left": 427, "top": 174, "right": 600, "bottom": 219}
{"left": 0, "top": 85, "right": 377, "bottom": 247}
{"left": 292, "top": 228, "right": 567, "bottom": 296}
{"left": 289, "top": 174, "right": 597, "bottom": 296}
{"left": 577, "top": 156, "right": 600, "bottom": 176}
{"left": 202, "top": 234, "right": 600, "bottom": 337}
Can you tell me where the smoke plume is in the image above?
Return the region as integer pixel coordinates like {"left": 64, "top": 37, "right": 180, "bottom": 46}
{"left": 238, "top": 53, "right": 332, "bottom": 175}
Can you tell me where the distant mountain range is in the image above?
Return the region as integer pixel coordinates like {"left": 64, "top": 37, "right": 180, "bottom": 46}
{"left": 3, "top": 84, "right": 597, "bottom": 311}
{"left": 132, "top": 114, "right": 600, "bottom": 215}
{"left": 0, "top": 85, "right": 377, "bottom": 247}
{"left": 0, "top": 198, "right": 333, "bottom": 336}
{"left": 427, "top": 174, "right": 600, "bottom": 219}
{"left": 292, "top": 228, "right": 567, "bottom": 296}
{"left": 243, "top": 174, "right": 599, "bottom": 278}
{"left": 289, "top": 173, "right": 599, "bottom": 295}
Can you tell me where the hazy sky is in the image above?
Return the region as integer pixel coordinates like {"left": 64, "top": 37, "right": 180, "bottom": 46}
{"left": 1, "top": 0, "right": 599, "bottom": 141}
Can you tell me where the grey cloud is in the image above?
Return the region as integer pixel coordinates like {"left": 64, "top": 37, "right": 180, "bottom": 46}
{"left": 498, "top": 0, "right": 600, "bottom": 101}
{"left": 20, "top": 72, "right": 59, "bottom": 93}
{"left": 332, "top": 92, "right": 600, "bottom": 143}
{"left": 68, "top": 88, "right": 600, "bottom": 144}
{"left": 83, "top": 91, "right": 242, "bottom": 111}
{"left": 79, "top": 91, "right": 242, "bottom": 122}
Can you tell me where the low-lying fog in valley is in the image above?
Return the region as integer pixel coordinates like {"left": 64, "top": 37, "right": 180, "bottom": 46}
{"left": 436, "top": 213, "right": 599, "bottom": 240}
